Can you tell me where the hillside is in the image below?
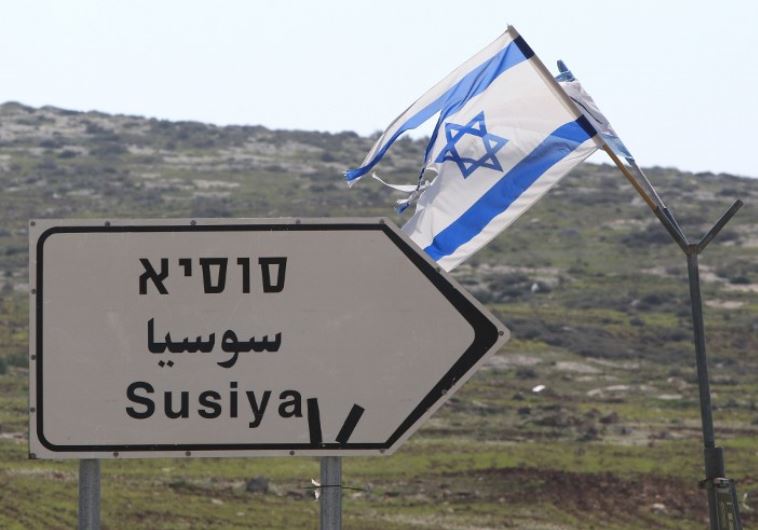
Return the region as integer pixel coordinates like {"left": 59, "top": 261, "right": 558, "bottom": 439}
{"left": 0, "top": 102, "right": 756, "bottom": 529}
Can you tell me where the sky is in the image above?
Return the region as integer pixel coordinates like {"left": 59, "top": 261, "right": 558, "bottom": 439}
{"left": 0, "top": 0, "right": 756, "bottom": 177}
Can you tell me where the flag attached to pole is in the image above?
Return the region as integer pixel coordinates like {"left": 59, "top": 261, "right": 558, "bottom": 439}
{"left": 555, "top": 59, "right": 633, "bottom": 160}
{"left": 346, "top": 26, "right": 602, "bottom": 271}
{"left": 555, "top": 60, "right": 668, "bottom": 213}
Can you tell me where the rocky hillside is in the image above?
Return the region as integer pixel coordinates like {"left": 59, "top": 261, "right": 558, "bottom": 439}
{"left": 0, "top": 101, "right": 755, "bottom": 362}
{"left": 0, "top": 102, "right": 756, "bottom": 529}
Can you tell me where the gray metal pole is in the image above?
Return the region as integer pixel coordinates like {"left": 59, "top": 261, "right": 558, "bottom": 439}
{"left": 607, "top": 151, "right": 744, "bottom": 529}
{"left": 320, "top": 456, "right": 341, "bottom": 530}
{"left": 687, "top": 252, "right": 725, "bottom": 530}
{"left": 686, "top": 252, "right": 718, "bottom": 450}
{"left": 78, "top": 459, "right": 101, "bottom": 530}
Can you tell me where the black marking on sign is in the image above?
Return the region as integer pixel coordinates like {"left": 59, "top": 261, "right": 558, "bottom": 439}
{"left": 336, "top": 405, "right": 365, "bottom": 445}
{"left": 307, "top": 398, "right": 323, "bottom": 447}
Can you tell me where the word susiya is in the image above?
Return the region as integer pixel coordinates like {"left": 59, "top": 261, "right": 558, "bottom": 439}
{"left": 125, "top": 255, "right": 297, "bottom": 429}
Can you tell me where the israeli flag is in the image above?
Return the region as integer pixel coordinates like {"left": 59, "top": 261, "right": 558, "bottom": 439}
{"left": 346, "top": 27, "right": 602, "bottom": 271}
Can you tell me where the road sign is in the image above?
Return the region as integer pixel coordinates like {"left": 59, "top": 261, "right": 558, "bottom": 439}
{"left": 29, "top": 218, "right": 509, "bottom": 459}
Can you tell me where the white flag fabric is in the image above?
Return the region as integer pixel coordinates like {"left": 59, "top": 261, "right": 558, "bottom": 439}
{"left": 555, "top": 60, "right": 633, "bottom": 160}
{"left": 555, "top": 60, "right": 665, "bottom": 209}
{"left": 346, "top": 27, "right": 602, "bottom": 271}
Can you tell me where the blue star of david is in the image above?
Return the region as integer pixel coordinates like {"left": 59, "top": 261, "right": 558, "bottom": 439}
{"left": 435, "top": 111, "right": 508, "bottom": 178}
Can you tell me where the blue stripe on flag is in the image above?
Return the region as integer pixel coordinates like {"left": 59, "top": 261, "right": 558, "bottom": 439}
{"left": 424, "top": 118, "right": 593, "bottom": 261}
{"left": 345, "top": 39, "right": 529, "bottom": 182}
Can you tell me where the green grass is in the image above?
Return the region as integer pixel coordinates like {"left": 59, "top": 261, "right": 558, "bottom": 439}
{"left": 0, "top": 103, "right": 756, "bottom": 528}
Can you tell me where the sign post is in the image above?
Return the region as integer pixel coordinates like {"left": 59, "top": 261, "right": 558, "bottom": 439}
{"left": 78, "top": 459, "right": 100, "bottom": 530}
{"left": 320, "top": 456, "right": 341, "bottom": 530}
{"left": 604, "top": 145, "right": 745, "bottom": 530}
{"left": 652, "top": 202, "right": 744, "bottom": 530}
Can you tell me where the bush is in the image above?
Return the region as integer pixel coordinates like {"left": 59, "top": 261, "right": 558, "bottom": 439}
{"left": 620, "top": 228, "right": 671, "bottom": 247}
{"left": 6, "top": 352, "right": 26, "bottom": 368}
{"left": 58, "top": 149, "right": 78, "bottom": 159}
{"left": 39, "top": 139, "right": 62, "bottom": 149}
{"left": 84, "top": 122, "right": 109, "bottom": 135}
{"left": 91, "top": 142, "right": 127, "bottom": 157}
{"left": 191, "top": 197, "right": 232, "bottom": 218}
{"left": 516, "top": 367, "right": 538, "bottom": 379}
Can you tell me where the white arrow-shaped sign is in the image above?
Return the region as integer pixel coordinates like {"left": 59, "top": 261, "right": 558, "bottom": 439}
{"left": 29, "top": 218, "right": 509, "bottom": 459}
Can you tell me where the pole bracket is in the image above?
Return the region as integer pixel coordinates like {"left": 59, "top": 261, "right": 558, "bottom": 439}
{"left": 696, "top": 200, "right": 743, "bottom": 253}
{"left": 699, "top": 478, "right": 744, "bottom": 530}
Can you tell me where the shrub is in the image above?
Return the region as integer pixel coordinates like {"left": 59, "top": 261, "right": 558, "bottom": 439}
{"left": 6, "top": 352, "right": 26, "bottom": 368}
{"left": 620, "top": 228, "right": 671, "bottom": 247}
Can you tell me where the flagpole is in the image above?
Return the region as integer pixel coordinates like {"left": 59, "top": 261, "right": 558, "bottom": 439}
{"left": 601, "top": 144, "right": 692, "bottom": 247}
{"left": 601, "top": 145, "right": 657, "bottom": 210}
{"left": 602, "top": 143, "right": 675, "bottom": 234}
{"left": 603, "top": 143, "right": 744, "bottom": 530}
{"left": 626, "top": 156, "right": 668, "bottom": 210}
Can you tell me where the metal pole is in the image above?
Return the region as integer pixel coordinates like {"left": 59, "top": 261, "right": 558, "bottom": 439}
{"left": 605, "top": 135, "right": 744, "bottom": 528}
{"left": 78, "top": 459, "right": 101, "bottom": 530}
{"left": 320, "top": 456, "right": 341, "bottom": 530}
{"left": 602, "top": 145, "right": 658, "bottom": 211}
{"left": 686, "top": 252, "right": 724, "bottom": 530}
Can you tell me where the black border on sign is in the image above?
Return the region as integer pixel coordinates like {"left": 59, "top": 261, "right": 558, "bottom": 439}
{"left": 34, "top": 223, "right": 500, "bottom": 453}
